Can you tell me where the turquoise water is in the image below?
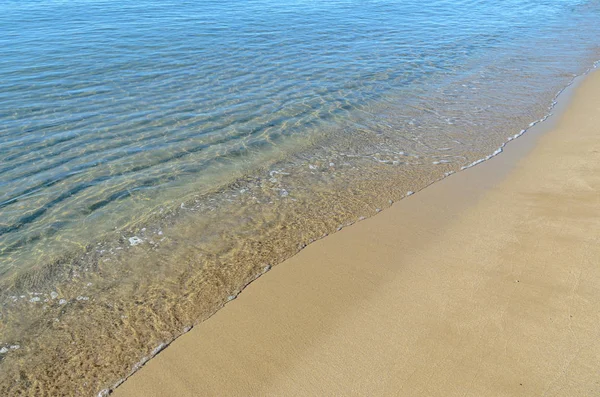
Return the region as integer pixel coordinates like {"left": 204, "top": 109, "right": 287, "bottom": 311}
{"left": 1, "top": 0, "right": 599, "bottom": 395}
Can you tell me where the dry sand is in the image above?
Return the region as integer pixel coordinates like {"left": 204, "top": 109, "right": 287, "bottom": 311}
{"left": 112, "top": 69, "right": 600, "bottom": 397}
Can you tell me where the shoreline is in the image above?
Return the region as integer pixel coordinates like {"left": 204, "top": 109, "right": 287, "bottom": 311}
{"left": 102, "top": 62, "right": 599, "bottom": 396}
{"left": 111, "top": 68, "right": 600, "bottom": 396}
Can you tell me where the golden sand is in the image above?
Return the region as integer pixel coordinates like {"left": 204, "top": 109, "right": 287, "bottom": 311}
{"left": 113, "top": 70, "right": 600, "bottom": 397}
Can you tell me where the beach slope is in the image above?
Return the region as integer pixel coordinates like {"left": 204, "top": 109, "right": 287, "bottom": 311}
{"left": 113, "top": 70, "right": 600, "bottom": 397}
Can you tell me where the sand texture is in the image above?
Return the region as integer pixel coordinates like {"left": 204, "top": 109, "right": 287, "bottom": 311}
{"left": 112, "top": 70, "right": 600, "bottom": 397}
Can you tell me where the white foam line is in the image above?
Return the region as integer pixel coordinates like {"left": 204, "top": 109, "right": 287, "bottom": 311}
{"left": 461, "top": 60, "right": 599, "bottom": 172}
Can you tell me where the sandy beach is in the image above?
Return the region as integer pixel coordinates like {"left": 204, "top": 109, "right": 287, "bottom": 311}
{"left": 112, "top": 69, "right": 600, "bottom": 397}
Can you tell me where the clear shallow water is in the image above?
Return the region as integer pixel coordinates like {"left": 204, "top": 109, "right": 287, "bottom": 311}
{"left": 1, "top": 0, "right": 599, "bottom": 394}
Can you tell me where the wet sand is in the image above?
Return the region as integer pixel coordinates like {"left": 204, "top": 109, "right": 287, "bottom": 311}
{"left": 112, "top": 69, "right": 600, "bottom": 397}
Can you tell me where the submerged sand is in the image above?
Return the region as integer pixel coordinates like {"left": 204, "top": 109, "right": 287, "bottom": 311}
{"left": 112, "top": 69, "right": 600, "bottom": 396}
